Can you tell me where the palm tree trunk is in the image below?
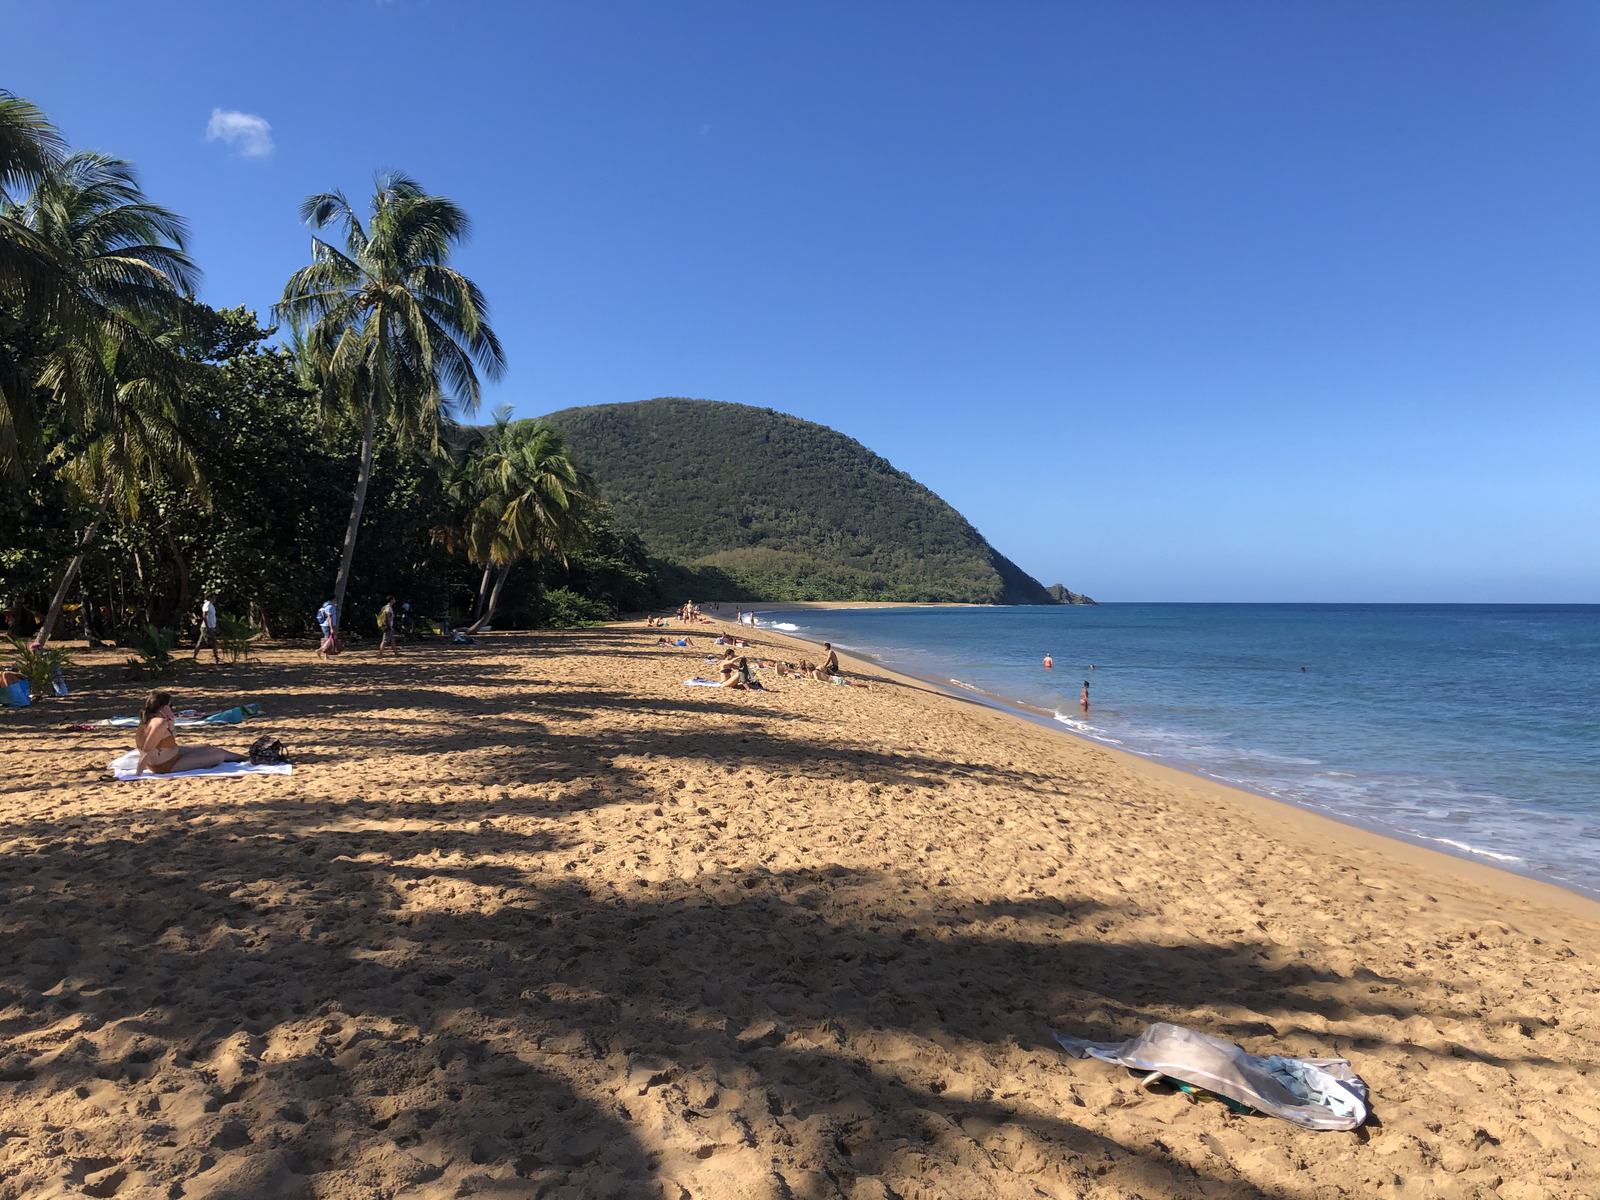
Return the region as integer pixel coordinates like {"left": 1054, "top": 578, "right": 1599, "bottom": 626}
{"left": 79, "top": 575, "right": 102, "bottom": 648}
{"left": 470, "top": 564, "right": 492, "bottom": 623}
{"left": 466, "top": 563, "right": 511, "bottom": 634}
{"left": 333, "top": 398, "right": 378, "bottom": 618}
{"left": 36, "top": 511, "right": 106, "bottom": 649}
{"left": 165, "top": 528, "right": 191, "bottom": 629}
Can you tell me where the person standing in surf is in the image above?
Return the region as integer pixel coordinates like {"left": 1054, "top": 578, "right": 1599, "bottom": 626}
{"left": 1080, "top": 681, "right": 1090, "bottom": 711}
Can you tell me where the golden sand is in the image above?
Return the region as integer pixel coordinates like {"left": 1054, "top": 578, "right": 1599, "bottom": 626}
{"left": 2, "top": 622, "right": 1597, "bottom": 1199}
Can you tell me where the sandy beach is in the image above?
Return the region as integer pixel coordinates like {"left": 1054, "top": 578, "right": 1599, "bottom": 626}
{"left": 2, "top": 621, "right": 1598, "bottom": 1200}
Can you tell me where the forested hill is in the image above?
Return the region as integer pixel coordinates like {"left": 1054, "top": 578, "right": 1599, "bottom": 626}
{"left": 541, "top": 398, "right": 1068, "bottom": 604}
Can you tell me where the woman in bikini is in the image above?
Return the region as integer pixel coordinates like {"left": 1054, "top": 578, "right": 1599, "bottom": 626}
{"left": 134, "top": 690, "right": 249, "bottom": 775}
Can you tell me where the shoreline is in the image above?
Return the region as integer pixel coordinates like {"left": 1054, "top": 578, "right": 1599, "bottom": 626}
{"left": 725, "top": 609, "right": 1600, "bottom": 921}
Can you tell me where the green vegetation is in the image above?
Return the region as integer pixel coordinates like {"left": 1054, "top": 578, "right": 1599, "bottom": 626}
{"left": 0, "top": 94, "right": 620, "bottom": 647}
{"left": 2, "top": 92, "right": 1076, "bottom": 651}
{"left": 543, "top": 398, "right": 1059, "bottom": 604}
{"left": 214, "top": 613, "right": 260, "bottom": 663}
{"left": 276, "top": 173, "right": 505, "bottom": 617}
{"left": 122, "top": 625, "right": 182, "bottom": 680}
{"left": 434, "top": 412, "right": 596, "bottom": 633}
{"left": 7, "top": 635, "right": 71, "bottom": 697}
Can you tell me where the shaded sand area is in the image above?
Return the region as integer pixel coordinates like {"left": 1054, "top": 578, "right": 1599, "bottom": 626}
{"left": 3, "top": 624, "right": 1599, "bottom": 1200}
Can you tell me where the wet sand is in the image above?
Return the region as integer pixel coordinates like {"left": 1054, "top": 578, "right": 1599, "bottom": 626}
{"left": 1, "top": 623, "right": 1597, "bottom": 1199}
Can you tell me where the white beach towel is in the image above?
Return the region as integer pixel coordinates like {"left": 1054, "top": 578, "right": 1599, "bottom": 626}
{"left": 683, "top": 678, "right": 722, "bottom": 687}
{"left": 108, "top": 750, "right": 292, "bottom": 781}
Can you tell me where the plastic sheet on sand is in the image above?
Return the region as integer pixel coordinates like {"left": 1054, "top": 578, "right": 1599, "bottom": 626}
{"left": 1053, "top": 1021, "right": 1369, "bottom": 1131}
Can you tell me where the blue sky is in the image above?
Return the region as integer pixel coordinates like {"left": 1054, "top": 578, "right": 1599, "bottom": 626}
{"left": 8, "top": 1, "right": 1597, "bottom": 601}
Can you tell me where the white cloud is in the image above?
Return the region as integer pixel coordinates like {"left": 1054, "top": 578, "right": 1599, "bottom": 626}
{"left": 205, "top": 109, "right": 273, "bottom": 158}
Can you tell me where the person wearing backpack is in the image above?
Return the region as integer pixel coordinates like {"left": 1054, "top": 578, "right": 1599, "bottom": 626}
{"left": 377, "top": 596, "right": 399, "bottom": 658}
{"left": 316, "top": 599, "right": 342, "bottom": 658}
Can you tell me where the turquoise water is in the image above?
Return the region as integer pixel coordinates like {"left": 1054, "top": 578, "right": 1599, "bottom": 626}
{"left": 751, "top": 604, "right": 1600, "bottom": 898}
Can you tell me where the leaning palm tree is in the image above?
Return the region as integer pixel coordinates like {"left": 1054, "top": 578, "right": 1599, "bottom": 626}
{"left": 452, "top": 416, "right": 593, "bottom": 634}
{"left": 275, "top": 171, "right": 505, "bottom": 620}
{"left": 11, "top": 151, "right": 203, "bottom": 646}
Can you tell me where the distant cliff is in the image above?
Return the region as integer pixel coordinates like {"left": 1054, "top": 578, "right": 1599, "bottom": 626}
{"left": 1046, "top": 584, "right": 1096, "bottom": 605}
{"left": 541, "top": 398, "right": 1087, "bottom": 605}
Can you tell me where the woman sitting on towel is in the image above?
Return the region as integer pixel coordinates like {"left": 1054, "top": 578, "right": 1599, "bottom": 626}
{"left": 134, "top": 690, "right": 248, "bottom": 775}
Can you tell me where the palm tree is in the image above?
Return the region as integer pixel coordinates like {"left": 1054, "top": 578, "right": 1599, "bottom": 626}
{"left": 430, "top": 415, "right": 502, "bottom": 624}
{"left": 1, "top": 103, "right": 195, "bottom": 484}
{"left": 275, "top": 172, "right": 504, "bottom": 622}
{"left": 7, "top": 149, "right": 202, "bottom": 646}
{"left": 441, "top": 414, "right": 593, "bottom": 634}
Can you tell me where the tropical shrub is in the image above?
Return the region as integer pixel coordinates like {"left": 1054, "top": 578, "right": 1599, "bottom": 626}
{"left": 7, "top": 635, "right": 74, "bottom": 697}
{"left": 123, "top": 624, "right": 183, "bottom": 679}
{"left": 538, "top": 587, "right": 613, "bottom": 628}
{"left": 215, "top": 614, "right": 260, "bottom": 662}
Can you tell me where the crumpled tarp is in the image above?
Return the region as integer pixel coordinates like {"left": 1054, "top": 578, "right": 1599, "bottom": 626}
{"left": 1053, "top": 1021, "right": 1369, "bottom": 1131}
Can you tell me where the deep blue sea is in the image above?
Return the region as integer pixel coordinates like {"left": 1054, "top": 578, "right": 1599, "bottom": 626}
{"left": 751, "top": 604, "right": 1600, "bottom": 898}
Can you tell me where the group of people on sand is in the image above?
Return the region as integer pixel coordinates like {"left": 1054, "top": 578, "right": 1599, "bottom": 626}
{"left": 792, "top": 642, "right": 868, "bottom": 687}
{"left": 654, "top": 613, "right": 871, "bottom": 691}
{"left": 675, "top": 602, "right": 715, "bottom": 626}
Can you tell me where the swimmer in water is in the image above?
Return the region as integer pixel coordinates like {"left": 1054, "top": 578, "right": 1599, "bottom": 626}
{"left": 1043, "top": 653, "right": 1053, "bottom": 669}
{"left": 1080, "top": 681, "right": 1090, "bottom": 711}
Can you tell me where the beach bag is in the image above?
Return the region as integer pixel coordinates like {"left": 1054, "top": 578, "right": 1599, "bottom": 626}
{"left": 248, "top": 736, "right": 289, "bottom": 765}
{"left": 0, "top": 679, "right": 29, "bottom": 707}
{"left": 377, "top": 608, "right": 391, "bottom": 631}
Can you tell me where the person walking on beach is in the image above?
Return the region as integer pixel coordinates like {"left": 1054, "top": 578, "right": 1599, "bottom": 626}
{"left": 377, "top": 596, "right": 400, "bottom": 658}
{"left": 192, "top": 594, "right": 220, "bottom": 663}
{"left": 316, "top": 599, "right": 340, "bottom": 658}
{"left": 1080, "top": 681, "right": 1090, "bottom": 711}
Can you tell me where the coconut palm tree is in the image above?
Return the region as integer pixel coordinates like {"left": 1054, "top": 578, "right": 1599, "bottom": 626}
{"left": 446, "top": 415, "right": 593, "bottom": 634}
{"left": 7, "top": 150, "right": 202, "bottom": 646}
{"left": 275, "top": 172, "right": 504, "bottom": 621}
{"left": 1, "top": 101, "right": 194, "bottom": 486}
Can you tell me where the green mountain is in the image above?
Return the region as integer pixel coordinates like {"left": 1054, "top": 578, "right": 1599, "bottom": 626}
{"left": 541, "top": 398, "right": 1078, "bottom": 604}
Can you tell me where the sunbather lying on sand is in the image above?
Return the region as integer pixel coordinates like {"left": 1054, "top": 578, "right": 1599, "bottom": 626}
{"left": 134, "top": 690, "right": 248, "bottom": 775}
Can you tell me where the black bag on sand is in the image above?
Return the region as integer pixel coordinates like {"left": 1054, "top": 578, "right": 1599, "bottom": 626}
{"left": 248, "top": 736, "right": 290, "bottom": 765}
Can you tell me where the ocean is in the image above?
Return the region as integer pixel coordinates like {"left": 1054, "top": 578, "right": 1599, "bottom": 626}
{"left": 750, "top": 604, "right": 1600, "bottom": 899}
